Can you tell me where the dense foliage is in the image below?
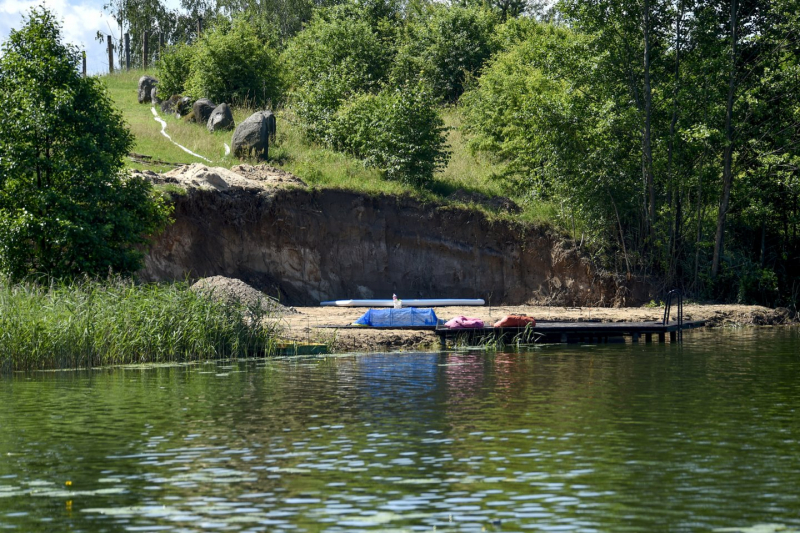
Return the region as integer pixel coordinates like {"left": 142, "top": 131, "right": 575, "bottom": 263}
{"left": 156, "top": 41, "right": 193, "bottom": 96}
{"left": 182, "top": 17, "right": 282, "bottom": 106}
{"left": 332, "top": 85, "right": 450, "bottom": 184}
{"left": 392, "top": 4, "right": 499, "bottom": 102}
{"left": 0, "top": 9, "right": 171, "bottom": 281}
{"left": 280, "top": 2, "right": 451, "bottom": 183}
{"left": 281, "top": 3, "right": 393, "bottom": 142}
{"left": 463, "top": 0, "right": 800, "bottom": 304}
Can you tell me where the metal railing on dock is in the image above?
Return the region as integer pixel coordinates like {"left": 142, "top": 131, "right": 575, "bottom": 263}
{"left": 662, "top": 289, "right": 684, "bottom": 341}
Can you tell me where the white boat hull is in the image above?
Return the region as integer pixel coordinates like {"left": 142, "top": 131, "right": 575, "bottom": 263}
{"left": 320, "top": 298, "right": 485, "bottom": 307}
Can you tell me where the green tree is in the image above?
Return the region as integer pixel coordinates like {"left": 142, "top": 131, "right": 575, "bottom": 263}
{"left": 391, "top": 4, "right": 498, "bottom": 102}
{"left": 332, "top": 84, "right": 451, "bottom": 184}
{"left": 156, "top": 41, "right": 193, "bottom": 96}
{"left": 183, "top": 17, "right": 283, "bottom": 106}
{"left": 282, "top": 1, "right": 394, "bottom": 140}
{"left": 465, "top": 1, "right": 800, "bottom": 304}
{"left": 0, "top": 8, "right": 172, "bottom": 281}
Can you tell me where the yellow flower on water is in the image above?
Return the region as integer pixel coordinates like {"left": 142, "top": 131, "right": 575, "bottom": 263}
{"left": 65, "top": 480, "right": 72, "bottom": 486}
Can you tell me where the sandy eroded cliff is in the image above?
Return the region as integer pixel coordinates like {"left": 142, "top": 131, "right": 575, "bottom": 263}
{"left": 139, "top": 164, "right": 649, "bottom": 306}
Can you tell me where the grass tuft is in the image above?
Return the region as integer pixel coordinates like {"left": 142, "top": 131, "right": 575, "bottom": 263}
{"left": 0, "top": 277, "right": 279, "bottom": 372}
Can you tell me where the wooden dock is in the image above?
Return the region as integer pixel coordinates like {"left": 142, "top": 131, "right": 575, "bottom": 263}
{"left": 316, "top": 290, "right": 700, "bottom": 348}
{"left": 434, "top": 319, "right": 706, "bottom": 347}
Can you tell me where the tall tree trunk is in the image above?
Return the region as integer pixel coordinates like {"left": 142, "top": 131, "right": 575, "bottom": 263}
{"left": 694, "top": 173, "right": 703, "bottom": 287}
{"left": 643, "top": 0, "right": 656, "bottom": 241}
{"left": 712, "top": 0, "right": 738, "bottom": 277}
{"left": 667, "top": 0, "right": 685, "bottom": 279}
{"left": 610, "top": 191, "right": 632, "bottom": 280}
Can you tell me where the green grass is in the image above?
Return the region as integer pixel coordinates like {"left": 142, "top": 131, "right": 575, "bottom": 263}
{"left": 0, "top": 278, "right": 279, "bottom": 372}
{"left": 102, "top": 69, "right": 558, "bottom": 225}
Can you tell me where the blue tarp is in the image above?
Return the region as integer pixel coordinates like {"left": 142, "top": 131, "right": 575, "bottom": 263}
{"left": 354, "top": 308, "right": 439, "bottom": 327}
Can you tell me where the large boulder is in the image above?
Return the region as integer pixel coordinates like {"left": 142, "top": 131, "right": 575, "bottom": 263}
{"left": 160, "top": 95, "right": 179, "bottom": 114}
{"left": 263, "top": 110, "right": 277, "bottom": 141}
{"left": 138, "top": 76, "right": 158, "bottom": 104}
{"left": 192, "top": 98, "right": 216, "bottom": 124}
{"left": 207, "top": 103, "right": 234, "bottom": 132}
{"left": 160, "top": 95, "right": 192, "bottom": 117}
{"left": 176, "top": 96, "right": 192, "bottom": 117}
{"left": 231, "top": 111, "right": 270, "bottom": 160}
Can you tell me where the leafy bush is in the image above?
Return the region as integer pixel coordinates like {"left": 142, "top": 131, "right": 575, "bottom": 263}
{"left": 184, "top": 17, "right": 282, "bottom": 107}
{"left": 391, "top": 5, "right": 499, "bottom": 102}
{"left": 156, "top": 42, "right": 193, "bottom": 96}
{"left": 282, "top": 4, "right": 393, "bottom": 141}
{"left": 0, "top": 8, "right": 172, "bottom": 281}
{"left": 332, "top": 84, "right": 450, "bottom": 185}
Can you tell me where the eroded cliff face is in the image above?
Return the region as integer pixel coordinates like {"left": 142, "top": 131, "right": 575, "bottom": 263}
{"left": 140, "top": 165, "right": 646, "bottom": 306}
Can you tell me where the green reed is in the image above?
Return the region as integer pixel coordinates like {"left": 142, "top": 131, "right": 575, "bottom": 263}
{"left": 0, "top": 278, "right": 278, "bottom": 372}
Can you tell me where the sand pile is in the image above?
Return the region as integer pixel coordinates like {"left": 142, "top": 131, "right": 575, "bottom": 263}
{"left": 190, "top": 276, "right": 296, "bottom": 315}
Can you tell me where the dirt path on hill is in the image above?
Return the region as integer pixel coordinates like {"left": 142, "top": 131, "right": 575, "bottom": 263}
{"left": 275, "top": 303, "right": 796, "bottom": 353}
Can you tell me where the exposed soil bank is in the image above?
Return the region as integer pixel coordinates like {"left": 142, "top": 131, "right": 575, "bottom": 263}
{"left": 279, "top": 304, "right": 797, "bottom": 352}
{"left": 141, "top": 165, "right": 649, "bottom": 306}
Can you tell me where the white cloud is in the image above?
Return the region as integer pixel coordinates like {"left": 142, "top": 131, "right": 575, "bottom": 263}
{"left": 0, "top": 0, "right": 121, "bottom": 74}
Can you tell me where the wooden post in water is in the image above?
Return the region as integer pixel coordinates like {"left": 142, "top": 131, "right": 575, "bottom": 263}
{"left": 107, "top": 35, "right": 115, "bottom": 73}
{"left": 82, "top": 51, "right": 86, "bottom": 77}
{"left": 125, "top": 33, "right": 130, "bottom": 70}
{"left": 143, "top": 32, "right": 149, "bottom": 69}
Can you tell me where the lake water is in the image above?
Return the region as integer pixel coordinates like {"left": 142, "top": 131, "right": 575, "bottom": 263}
{"left": 1, "top": 328, "right": 799, "bottom": 532}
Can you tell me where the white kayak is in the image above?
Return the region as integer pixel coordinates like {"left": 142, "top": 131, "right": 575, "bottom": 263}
{"left": 320, "top": 298, "right": 485, "bottom": 307}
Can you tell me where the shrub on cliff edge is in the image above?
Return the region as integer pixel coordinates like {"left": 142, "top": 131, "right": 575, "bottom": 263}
{"left": 183, "top": 17, "right": 282, "bottom": 107}
{"left": 331, "top": 84, "right": 451, "bottom": 185}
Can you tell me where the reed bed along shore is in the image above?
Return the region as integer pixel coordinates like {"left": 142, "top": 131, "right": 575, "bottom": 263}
{"left": 0, "top": 278, "right": 279, "bottom": 372}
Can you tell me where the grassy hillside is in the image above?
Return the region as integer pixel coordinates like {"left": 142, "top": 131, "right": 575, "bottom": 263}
{"left": 103, "top": 70, "right": 557, "bottom": 224}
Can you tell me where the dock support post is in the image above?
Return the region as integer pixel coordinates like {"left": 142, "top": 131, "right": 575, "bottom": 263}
{"left": 670, "top": 331, "right": 677, "bottom": 342}
{"left": 645, "top": 333, "right": 652, "bottom": 343}
{"left": 632, "top": 333, "right": 640, "bottom": 343}
{"left": 658, "top": 332, "right": 665, "bottom": 343}
{"left": 560, "top": 333, "right": 568, "bottom": 343}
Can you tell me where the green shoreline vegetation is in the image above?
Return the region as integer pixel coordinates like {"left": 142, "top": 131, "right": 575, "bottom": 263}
{"left": 0, "top": 278, "right": 277, "bottom": 372}
{"left": 0, "top": 10, "right": 277, "bottom": 372}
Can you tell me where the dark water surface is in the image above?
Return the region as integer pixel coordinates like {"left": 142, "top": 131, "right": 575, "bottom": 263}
{"left": 2, "top": 328, "right": 800, "bottom": 532}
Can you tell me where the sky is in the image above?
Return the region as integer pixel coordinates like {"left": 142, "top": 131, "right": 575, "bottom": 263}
{"left": 0, "top": 0, "right": 178, "bottom": 74}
